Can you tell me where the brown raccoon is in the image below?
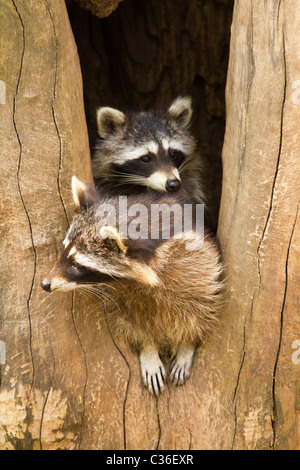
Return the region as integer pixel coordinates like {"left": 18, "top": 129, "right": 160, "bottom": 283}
{"left": 41, "top": 177, "right": 223, "bottom": 395}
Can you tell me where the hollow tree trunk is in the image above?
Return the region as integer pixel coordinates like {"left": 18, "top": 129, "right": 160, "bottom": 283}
{"left": 67, "top": 0, "right": 234, "bottom": 230}
{"left": 0, "top": 0, "right": 299, "bottom": 451}
{"left": 72, "top": 0, "right": 124, "bottom": 18}
{"left": 0, "top": 0, "right": 92, "bottom": 449}
{"left": 217, "top": 0, "right": 300, "bottom": 449}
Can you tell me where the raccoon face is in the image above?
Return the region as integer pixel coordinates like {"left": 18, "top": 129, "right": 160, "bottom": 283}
{"left": 41, "top": 177, "right": 160, "bottom": 293}
{"left": 41, "top": 242, "right": 116, "bottom": 293}
{"left": 93, "top": 97, "right": 196, "bottom": 193}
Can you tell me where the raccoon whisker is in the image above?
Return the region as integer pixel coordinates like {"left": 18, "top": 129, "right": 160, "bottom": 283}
{"left": 80, "top": 285, "right": 121, "bottom": 312}
{"left": 32, "top": 292, "right": 54, "bottom": 306}
{"left": 108, "top": 170, "right": 132, "bottom": 176}
{"left": 112, "top": 177, "right": 146, "bottom": 186}
{"left": 78, "top": 286, "right": 111, "bottom": 307}
{"left": 104, "top": 276, "right": 131, "bottom": 296}
{"left": 109, "top": 170, "right": 141, "bottom": 177}
{"left": 87, "top": 285, "right": 118, "bottom": 301}
{"left": 104, "top": 282, "right": 122, "bottom": 293}
{"left": 90, "top": 287, "right": 122, "bottom": 310}
{"left": 77, "top": 288, "right": 111, "bottom": 317}
{"left": 90, "top": 282, "right": 118, "bottom": 292}
{"left": 77, "top": 287, "right": 96, "bottom": 304}
{"left": 80, "top": 279, "right": 122, "bottom": 293}
{"left": 77, "top": 286, "right": 103, "bottom": 304}
{"left": 101, "top": 275, "right": 128, "bottom": 290}
{"left": 108, "top": 171, "right": 141, "bottom": 179}
{"left": 28, "top": 293, "right": 54, "bottom": 314}
{"left": 88, "top": 283, "right": 116, "bottom": 294}
{"left": 179, "top": 159, "right": 192, "bottom": 171}
{"left": 77, "top": 286, "right": 95, "bottom": 299}
{"left": 79, "top": 285, "right": 105, "bottom": 297}
{"left": 108, "top": 172, "right": 147, "bottom": 185}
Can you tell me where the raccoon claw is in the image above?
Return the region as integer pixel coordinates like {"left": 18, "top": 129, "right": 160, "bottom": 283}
{"left": 145, "top": 367, "right": 165, "bottom": 396}
{"left": 170, "top": 362, "right": 188, "bottom": 385}
{"left": 170, "top": 345, "right": 195, "bottom": 386}
{"left": 140, "top": 347, "right": 166, "bottom": 395}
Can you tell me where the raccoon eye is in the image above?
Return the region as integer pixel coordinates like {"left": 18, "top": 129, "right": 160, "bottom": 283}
{"left": 168, "top": 149, "right": 185, "bottom": 167}
{"left": 169, "top": 149, "right": 184, "bottom": 159}
{"left": 70, "top": 262, "right": 81, "bottom": 271}
{"left": 140, "top": 154, "right": 153, "bottom": 164}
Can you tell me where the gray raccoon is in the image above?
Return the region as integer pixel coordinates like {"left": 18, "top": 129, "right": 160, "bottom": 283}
{"left": 41, "top": 177, "right": 223, "bottom": 395}
{"left": 92, "top": 97, "right": 204, "bottom": 204}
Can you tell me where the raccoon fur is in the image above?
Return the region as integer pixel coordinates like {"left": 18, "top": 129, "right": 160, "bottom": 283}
{"left": 92, "top": 96, "right": 204, "bottom": 204}
{"left": 41, "top": 177, "right": 223, "bottom": 395}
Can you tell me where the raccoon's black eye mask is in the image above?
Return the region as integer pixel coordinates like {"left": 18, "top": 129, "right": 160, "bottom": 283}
{"left": 113, "top": 158, "right": 155, "bottom": 177}
{"left": 68, "top": 263, "right": 114, "bottom": 284}
{"left": 139, "top": 153, "right": 154, "bottom": 164}
{"left": 168, "top": 149, "right": 185, "bottom": 168}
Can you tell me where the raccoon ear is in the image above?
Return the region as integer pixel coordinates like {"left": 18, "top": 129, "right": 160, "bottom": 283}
{"left": 96, "top": 107, "right": 127, "bottom": 138}
{"left": 72, "top": 176, "right": 97, "bottom": 210}
{"left": 99, "top": 226, "right": 128, "bottom": 255}
{"left": 166, "top": 96, "right": 192, "bottom": 128}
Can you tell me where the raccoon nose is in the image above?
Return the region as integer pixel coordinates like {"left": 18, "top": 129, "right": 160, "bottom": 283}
{"left": 166, "top": 179, "right": 181, "bottom": 191}
{"left": 41, "top": 279, "right": 51, "bottom": 292}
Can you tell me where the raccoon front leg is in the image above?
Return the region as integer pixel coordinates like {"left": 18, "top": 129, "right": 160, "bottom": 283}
{"left": 139, "top": 345, "right": 166, "bottom": 395}
{"left": 170, "top": 343, "right": 196, "bottom": 386}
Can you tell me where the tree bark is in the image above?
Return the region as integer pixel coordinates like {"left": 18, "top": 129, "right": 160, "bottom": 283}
{"left": 217, "top": 0, "right": 300, "bottom": 449}
{"left": 0, "top": 0, "right": 92, "bottom": 449}
{"left": 1, "top": 0, "right": 299, "bottom": 451}
{"left": 71, "top": 0, "right": 124, "bottom": 18}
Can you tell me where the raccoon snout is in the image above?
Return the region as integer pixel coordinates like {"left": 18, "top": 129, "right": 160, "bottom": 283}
{"left": 41, "top": 279, "right": 51, "bottom": 292}
{"left": 165, "top": 179, "right": 181, "bottom": 191}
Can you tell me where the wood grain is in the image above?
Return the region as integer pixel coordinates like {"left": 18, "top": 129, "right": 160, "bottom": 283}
{"left": 218, "top": 0, "right": 300, "bottom": 449}
{"left": 67, "top": 0, "right": 234, "bottom": 229}
{"left": 0, "top": 0, "right": 299, "bottom": 450}
{"left": 0, "top": 0, "right": 91, "bottom": 449}
{"left": 71, "top": 0, "right": 124, "bottom": 19}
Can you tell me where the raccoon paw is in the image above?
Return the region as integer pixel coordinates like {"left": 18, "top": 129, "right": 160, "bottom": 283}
{"left": 170, "top": 344, "right": 195, "bottom": 386}
{"left": 139, "top": 346, "right": 166, "bottom": 395}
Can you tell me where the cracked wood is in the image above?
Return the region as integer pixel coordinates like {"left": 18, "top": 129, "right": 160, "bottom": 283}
{"left": 0, "top": 0, "right": 299, "bottom": 451}
{"left": 0, "top": 0, "right": 91, "bottom": 449}
{"left": 218, "top": 0, "right": 300, "bottom": 450}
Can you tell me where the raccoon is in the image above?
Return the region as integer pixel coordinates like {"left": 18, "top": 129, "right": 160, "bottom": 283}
{"left": 41, "top": 177, "right": 223, "bottom": 395}
{"left": 92, "top": 96, "right": 204, "bottom": 204}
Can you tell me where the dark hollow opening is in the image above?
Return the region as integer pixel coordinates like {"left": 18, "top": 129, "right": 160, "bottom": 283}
{"left": 67, "top": 0, "right": 234, "bottom": 229}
